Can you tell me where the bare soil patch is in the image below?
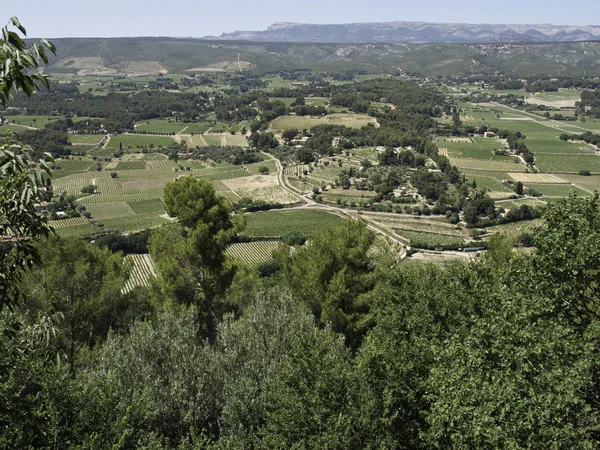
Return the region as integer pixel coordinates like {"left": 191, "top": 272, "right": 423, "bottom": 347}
{"left": 222, "top": 174, "right": 279, "bottom": 190}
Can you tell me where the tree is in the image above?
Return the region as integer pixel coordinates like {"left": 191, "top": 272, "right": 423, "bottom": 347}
{"left": 275, "top": 220, "right": 387, "bottom": 348}
{"left": 282, "top": 128, "right": 298, "bottom": 141}
{"left": 0, "top": 17, "right": 56, "bottom": 309}
{"left": 149, "top": 176, "right": 244, "bottom": 344}
{"left": 20, "top": 237, "right": 132, "bottom": 374}
{"left": 0, "top": 17, "right": 56, "bottom": 106}
{"left": 515, "top": 180, "right": 524, "bottom": 195}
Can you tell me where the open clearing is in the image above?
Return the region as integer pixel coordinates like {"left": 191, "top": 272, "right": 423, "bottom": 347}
{"left": 222, "top": 174, "right": 279, "bottom": 190}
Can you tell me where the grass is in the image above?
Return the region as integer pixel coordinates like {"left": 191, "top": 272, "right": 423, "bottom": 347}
{"left": 86, "top": 202, "right": 136, "bottom": 220}
{"left": 107, "top": 134, "right": 176, "bottom": 149}
{"left": 534, "top": 154, "right": 600, "bottom": 174}
{"left": 69, "top": 134, "right": 104, "bottom": 145}
{"left": 527, "top": 184, "right": 591, "bottom": 197}
{"left": 127, "top": 199, "right": 165, "bottom": 214}
{"left": 203, "top": 135, "right": 222, "bottom": 146}
{"left": 136, "top": 119, "right": 186, "bottom": 134}
{"left": 241, "top": 210, "right": 345, "bottom": 237}
{"left": 101, "top": 213, "right": 170, "bottom": 232}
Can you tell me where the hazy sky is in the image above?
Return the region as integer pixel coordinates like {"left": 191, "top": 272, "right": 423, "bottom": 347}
{"left": 8, "top": 0, "right": 600, "bottom": 38}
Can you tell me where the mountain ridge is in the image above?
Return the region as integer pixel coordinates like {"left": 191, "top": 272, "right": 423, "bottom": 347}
{"left": 210, "top": 21, "right": 600, "bottom": 44}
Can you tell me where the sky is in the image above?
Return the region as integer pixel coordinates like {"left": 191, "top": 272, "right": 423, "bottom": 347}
{"left": 8, "top": 0, "right": 600, "bottom": 38}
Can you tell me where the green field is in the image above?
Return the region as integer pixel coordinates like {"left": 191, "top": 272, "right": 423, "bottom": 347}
{"left": 241, "top": 210, "right": 345, "bottom": 237}
{"left": 107, "top": 134, "right": 176, "bottom": 148}
{"left": 534, "top": 154, "right": 600, "bottom": 174}
{"left": 69, "top": 134, "right": 104, "bottom": 145}
{"left": 528, "top": 184, "right": 591, "bottom": 197}
{"left": 203, "top": 135, "right": 222, "bottom": 146}
{"left": 135, "top": 119, "right": 186, "bottom": 134}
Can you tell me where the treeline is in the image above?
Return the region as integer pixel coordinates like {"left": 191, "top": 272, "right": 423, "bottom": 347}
{"left": 7, "top": 90, "right": 210, "bottom": 125}
{"left": 191, "top": 146, "right": 263, "bottom": 165}
{"left": 579, "top": 90, "right": 600, "bottom": 118}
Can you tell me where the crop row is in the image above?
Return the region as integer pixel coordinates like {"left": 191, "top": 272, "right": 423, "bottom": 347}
{"left": 122, "top": 254, "right": 157, "bottom": 294}
{"left": 226, "top": 241, "right": 281, "bottom": 266}
{"left": 49, "top": 217, "right": 89, "bottom": 229}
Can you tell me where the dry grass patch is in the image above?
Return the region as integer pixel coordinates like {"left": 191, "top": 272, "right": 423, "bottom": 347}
{"left": 222, "top": 174, "right": 279, "bottom": 191}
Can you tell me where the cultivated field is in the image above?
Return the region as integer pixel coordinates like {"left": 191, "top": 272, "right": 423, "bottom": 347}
{"left": 241, "top": 210, "right": 344, "bottom": 237}
{"left": 122, "top": 254, "right": 157, "bottom": 294}
{"left": 226, "top": 241, "right": 281, "bottom": 266}
{"left": 271, "top": 113, "right": 377, "bottom": 131}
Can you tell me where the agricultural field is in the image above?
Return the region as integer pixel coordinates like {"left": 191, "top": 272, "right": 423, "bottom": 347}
{"left": 48, "top": 153, "right": 301, "bottom": 234}
{"left": 203, "top": 135, "right": 223, "bottom": 146}
{"left": 3, "top": 115, "right": 61, "bottom": 128}
{"left": 188, "top": 134, "right": 208, "bottom": 147}
{"left": 135, "top": 119, "right": 186, "bottom": 134}
{"left": 241, "top": 210, "right": 345, "bottom": 238}
{"left": 487, "top": 219, "right": 545, "bottom": 239}
{"left": 523, "top": 184, "right": 591, "bottom": 197}
{"left": 222, "top": 174, "right": 299, "bottom": 204}
{"left": 224, "top": 134, "right": 249, "bottom": 147}
{"left": 68, "top": 134, "right": 104, "bottom": 145}
{"left": 270, "top": 113, "right": 377, "bottom": 131}
{"left": 226, "top": 241, "right": 281, "bottom": 266}
{"left": 49, "top": 217, "right": 89, "bottom": 229}
{"left": 106, "top": 134, "right": 176, "bottom": 149}
{"left": 534, "top": 153, "right": 600, "bottom": 174}
{"left": 122, "top": 254, "right": 157, "bottom": 294}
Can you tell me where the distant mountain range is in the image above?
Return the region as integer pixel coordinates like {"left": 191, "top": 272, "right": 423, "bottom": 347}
{"left": 210, "top": 21, "right": 600, "bottom": 44}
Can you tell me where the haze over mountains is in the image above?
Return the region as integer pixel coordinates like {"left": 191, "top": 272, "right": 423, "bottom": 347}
{"left": 211, "top": 21, "right": 600, "bottom": 44}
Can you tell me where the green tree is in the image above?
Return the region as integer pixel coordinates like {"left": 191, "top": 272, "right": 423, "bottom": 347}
{"left": 20, "top": 237, "right": 131, "bottom": 374}
{"left": 0, "top": 17, "right": 56, "bottom": 309}
{"left": 149, "top": 176, "right": 244, "bottom": 344}
{"left": 276, "top": 220, "right": 387, "bottom": 348}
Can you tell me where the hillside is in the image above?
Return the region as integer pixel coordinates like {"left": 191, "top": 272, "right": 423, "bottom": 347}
{"left": 42, "top": 38, "right": 600, "bottom": 77}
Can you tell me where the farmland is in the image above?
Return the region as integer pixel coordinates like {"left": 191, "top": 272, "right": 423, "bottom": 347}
{"left": 49, "top": 155, "right": 298, "bottom": 234}
{"left": 270, "top": 113, "right": 377, "bottom": 131}
{"left": 226, "top": 241, "right": 281, "bottom": 266}
{"left": 241, "top": 210, "right": 345, "bottom": 237}
{"left": 122, "top": 254, "right": 157, "bottom": 293}
{"left": 106, "top": 134, "right": 176, "bottom": 148}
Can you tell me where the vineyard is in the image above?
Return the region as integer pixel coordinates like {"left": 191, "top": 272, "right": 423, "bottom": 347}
{"left": 122, "top": 254, "right": 157, "bottom": 294}
{"left": 226, "top": 241, "right": 281, "bottom": 266}
{"left": 49, "top": 217, "right": 89, "bottom": 229}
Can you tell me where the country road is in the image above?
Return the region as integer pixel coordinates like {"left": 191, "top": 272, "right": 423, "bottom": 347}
{"left": 260, "top": 152, "right": 409, "bottom": 251}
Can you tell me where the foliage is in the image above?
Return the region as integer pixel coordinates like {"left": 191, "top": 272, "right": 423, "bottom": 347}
{"left": 0, "top": 136, "right": 53, "bottom": 308}
{"left": 0, "top": 17, "right": 56, "bottom": 106}
{"left": 276, "top": 220, "right": 387, "bottom": 348}
{"left": 150, "top": 176, "right": 244, "bottom": 344}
